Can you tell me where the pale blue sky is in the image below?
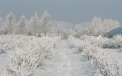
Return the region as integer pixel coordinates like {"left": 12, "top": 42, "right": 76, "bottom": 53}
{"left": 0, "top": 0, "right": 121, "bottom": 24}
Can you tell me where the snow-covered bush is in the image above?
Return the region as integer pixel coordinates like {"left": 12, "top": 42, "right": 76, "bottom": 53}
{"left": 68, "top": 35, "right": 122, "bottom": 76}
{"left": 68, "top": 35, "right": 85, "bottom": 52}
{"left": 0, "top": 35, "right": 60, "bottom": 76}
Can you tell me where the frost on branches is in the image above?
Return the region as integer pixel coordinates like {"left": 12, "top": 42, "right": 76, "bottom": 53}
{"left": 2, "top": 13, "right": 15, "bottom": 35}
{"left": 16, "top": 15, "right": 27, "bottom": 35}
{"left": 74, "top": 17, "right": 120, "bottom": 37}
{"left": 68, "top": 35, "right": 122, "bottom": 76}
{"left": 0, "top": 35, "right": 60, "bottom": 76}
{"left": 41, "top": 10, "right": 51, "bottom": 36}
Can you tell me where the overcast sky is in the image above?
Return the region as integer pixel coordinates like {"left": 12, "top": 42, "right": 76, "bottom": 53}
{"left": 0, "top": 0, "right": 121, "bottom": 24}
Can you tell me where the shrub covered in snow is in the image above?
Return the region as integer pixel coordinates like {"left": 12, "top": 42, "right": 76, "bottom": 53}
{"left": 0, "top": 35, "right": 60, "bottom": 76}
{"left": 68, "top": 35, "right": 122, "bottom": 76}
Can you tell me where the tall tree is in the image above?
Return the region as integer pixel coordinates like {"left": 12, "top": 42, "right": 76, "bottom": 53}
{"left": 30, "top": 12, "right": 39, "bottom": 36}
{"left": 91, "top": 17, "right": 103, "bottom": 36}
{"left": 41, "top": 10, "right": 51, "bottom": 36}
{"left": 4, "top": 12, "right": 15, "bottom": 34}
{"left": 17, "top": 15, "right": 26, "bottom": 34}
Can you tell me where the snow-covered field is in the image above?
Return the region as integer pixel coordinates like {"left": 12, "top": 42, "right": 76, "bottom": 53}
{"left": 0, "top": 35, "right": 122, "bottom": 76}
{"left": 39, "top": 40, "right": 95, "bottom": 76}
{"left": 0, "top": 1, "right": 121, "bottom": 75}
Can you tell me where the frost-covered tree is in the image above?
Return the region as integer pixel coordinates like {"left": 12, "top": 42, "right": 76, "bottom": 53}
{"left": 91, "top": 17, "right": 120, "bottom": 36}
{"left": 61, "top": 23, "right": 72, "bottom": 39}
{"left": 17, "top": 15, "right": 27, "bottom": 34}
{"left": 103, "top": 19, "right": 120, "bottom": 33}
{"left": 74, "top": 24, "right": 83, "bottom": 38}
{"left": 90, "top": 17, "right": 103, "bottom": 36}
{"left": 4, "top": 12, "right": 15, "bottom": 34}
{"left": 41, "top": 10, "right": 51, "bottom": 36}
{"left": 76, "top": 17, "right": 120, "bottom": 36}
{"left": 73, "top": 22, "right": 90, "bottom": 38}
{"left": 29, "top": 12, "right": 39, "bottom": 36}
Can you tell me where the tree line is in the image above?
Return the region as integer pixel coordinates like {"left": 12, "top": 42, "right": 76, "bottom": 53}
{"left": 0, "top": 11, "right": 120, "bottom": 38}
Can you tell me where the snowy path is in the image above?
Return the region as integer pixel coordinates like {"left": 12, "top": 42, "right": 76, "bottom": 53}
{"left": 40, "top": 40, "right": 95, "bottom": 76}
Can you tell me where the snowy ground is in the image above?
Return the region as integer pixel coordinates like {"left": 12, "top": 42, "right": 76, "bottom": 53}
{"left": 1, "top": 35, "right": 122, "bottom": 76}
{"left": 0, "top": 35, "right": 95, "bottom": 76}
{"left": 0, "top": 53, "right": 8, "bottom": 74}
{"left": 40, "top": 40, "right": 95, "bottom": 76}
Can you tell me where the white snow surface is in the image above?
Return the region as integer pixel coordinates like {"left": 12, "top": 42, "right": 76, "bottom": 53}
{"left": 0, "top": 54, "right": 8, "bottom": 74}
{"left": 0, "top": 35, "right": 95, "bottom": 76}
{"left": 40, "top": 40, "right": 95, "bottom": 76}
